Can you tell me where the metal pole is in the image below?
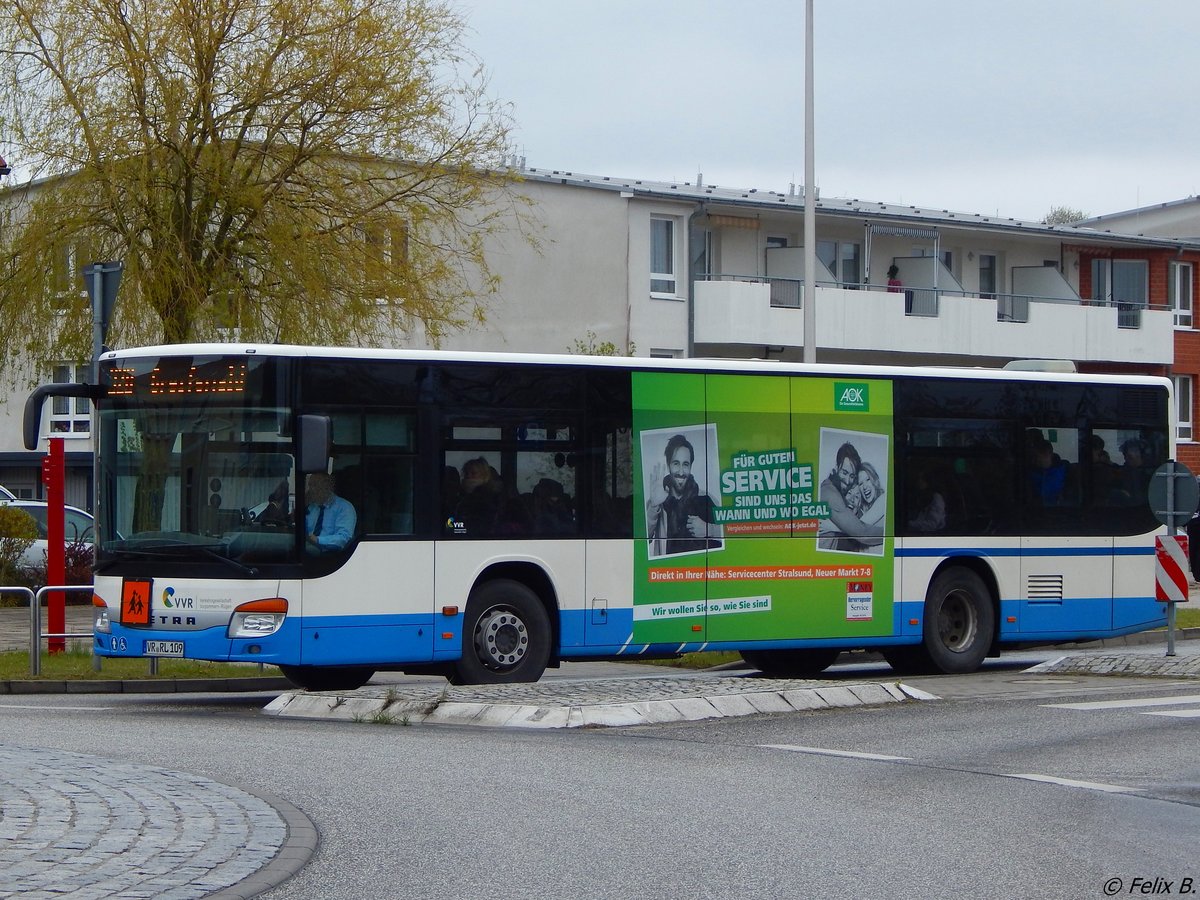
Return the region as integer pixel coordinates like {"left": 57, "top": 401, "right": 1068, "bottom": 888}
{"left": 802, "top": 0, "right": 816, "bottom": 363}
{"left": 1167, "top": 463, "right": 1178, "bottom": 657}
{"left": 92, "top": 267, "right": 104, "bottom": 383}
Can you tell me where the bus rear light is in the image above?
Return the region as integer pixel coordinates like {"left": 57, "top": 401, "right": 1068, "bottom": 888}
{"left": 228, "top": 598, "right": 288, "bottom": 639}
{"left": 93, "top": 595, "right": 111, "bottom": 634}
{"left": 442, "top": 606, "right": 459, "bottom": 617}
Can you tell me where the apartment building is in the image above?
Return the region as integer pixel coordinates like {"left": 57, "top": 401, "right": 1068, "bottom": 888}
{"left": 4, "top": 169, "right": 1199, "bottom": 502}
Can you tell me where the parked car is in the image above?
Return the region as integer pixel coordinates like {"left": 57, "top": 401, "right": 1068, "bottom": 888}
{"left": 0, "top": 500, "right": 95, "bottom": 568}
{"left": 0, "top": 484, "right": 15, "bottom": 501}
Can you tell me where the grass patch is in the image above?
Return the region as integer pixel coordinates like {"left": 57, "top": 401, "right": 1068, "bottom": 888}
{"left": 1172, "top": 607, "right": 1200, "bottom": 629}
{"left": 0, "top": 646, "right": 280, "bottom": 681}
{"left": 639, "top": 651, "right": 743, "bottom": 670}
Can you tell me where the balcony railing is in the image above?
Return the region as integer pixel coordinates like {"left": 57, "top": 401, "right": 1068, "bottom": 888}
{"left": 691, "top": 275, "right": 1173, "bottom": 364}
{"left": 704, "top": 274, "right": 1162, "bottom": 329}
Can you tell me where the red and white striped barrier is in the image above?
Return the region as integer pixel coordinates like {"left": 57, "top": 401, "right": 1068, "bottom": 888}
{"left": 1155, "top": 535, "right": 1190, "bottom": 604}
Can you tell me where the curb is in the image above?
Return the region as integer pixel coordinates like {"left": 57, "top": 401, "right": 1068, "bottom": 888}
{"left": 0, "top": 676, "right": 292, "bottom": 695}
{"left": 264, "top": 677, "right": 939, "bottom": 729}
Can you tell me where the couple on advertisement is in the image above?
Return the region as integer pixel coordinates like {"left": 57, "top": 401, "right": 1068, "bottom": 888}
{"left": 816, "top": 432, "right": 887, "bottom": 555}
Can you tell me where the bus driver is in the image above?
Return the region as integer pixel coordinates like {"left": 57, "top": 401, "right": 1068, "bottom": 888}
{"left": 304, "top": 472, "right": 356, "bottom": 553}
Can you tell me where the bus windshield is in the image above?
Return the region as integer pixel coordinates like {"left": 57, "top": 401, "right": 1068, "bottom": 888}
{"left": 96, "top": 355, "right": 298, "bottom": 571}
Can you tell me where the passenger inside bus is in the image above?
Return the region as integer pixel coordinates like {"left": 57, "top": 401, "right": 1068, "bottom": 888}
{"left": 1112, "top": 438, "right": 1152, "bottom": 505}
{"left": 455, "top": 457, "right": 505, "bottom": 534}
{"left": 256, "top": 480, "right": 291, "bottom": 526}
{"left": 907, "top": 465, "right": 947, "bottom": 532}
{"left": 1027, "top": 438, "right": 1068, "bottom": 506}
{"left": 530, "top": 477, "right": 573, "bottom": 534}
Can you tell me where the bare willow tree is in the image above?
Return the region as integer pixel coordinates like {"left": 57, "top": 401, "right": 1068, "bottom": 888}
{"left": 0, "top": 0, "right": 523, "bottom": 382}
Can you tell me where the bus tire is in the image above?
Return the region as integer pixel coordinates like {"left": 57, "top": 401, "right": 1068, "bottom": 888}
{"left": 920, "top": 567, "right": 994, "bottom": 674}
{"left": 451, "top": 579, "right": 550, "bottom": 685}
{"left": 741, "top": 648, "right": 841, "bottom": 678}
{"left": 279, "top": 665, "right": 374, "bottom": 692}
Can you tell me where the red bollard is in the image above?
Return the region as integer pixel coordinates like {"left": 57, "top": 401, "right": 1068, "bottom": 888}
{"left": 42, "top": 438, "right": 66, "bottom": 654}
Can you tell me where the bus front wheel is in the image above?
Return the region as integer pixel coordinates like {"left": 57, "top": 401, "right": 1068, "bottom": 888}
{"left": 279, "top": 665, "right": 374, "bottom": 692}
{"left": 741, "top": 648, "right": 841, "bottom": 678}
{"left": 920, "top": 567, "right": 994, "bottom": 674}
{"left": 451, "top": 579, "right": 551, "bottom": 685}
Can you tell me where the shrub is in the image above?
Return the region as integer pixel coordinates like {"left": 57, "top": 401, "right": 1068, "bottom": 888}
{"left": 0, "top": 506, "right": 37, "bottom": 587}
{"left": 14, "top": 538, "right": 94, "bottom": 596}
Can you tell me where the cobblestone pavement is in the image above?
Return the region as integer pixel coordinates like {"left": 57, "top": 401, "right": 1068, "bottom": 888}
{"left": 0, "top": 604, "right": 93, "bottom": 653}
{"left": 0, "top": 745, "right": 316, "bottom": 900}
{"left": 1028, "top": 651, "right": 1200, "bottom": 678}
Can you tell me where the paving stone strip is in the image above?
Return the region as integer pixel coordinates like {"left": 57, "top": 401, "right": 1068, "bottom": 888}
{"left": 0, "top": 745, "right": 315, "bottom": 899}
{"left": 264, "top": 675, "right": 937, "bottom": 728}
{"left": 1027, "top": 654, "right": 1200, "bottom": 678}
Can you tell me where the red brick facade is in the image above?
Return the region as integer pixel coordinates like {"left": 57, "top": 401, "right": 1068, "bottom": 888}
{"left": 1078, "top": 247, "right": 1200, "bottom": 470}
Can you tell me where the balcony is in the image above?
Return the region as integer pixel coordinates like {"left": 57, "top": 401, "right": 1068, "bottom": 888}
{"left": 692, "top": 276, "right": 1172, "bottom": 365}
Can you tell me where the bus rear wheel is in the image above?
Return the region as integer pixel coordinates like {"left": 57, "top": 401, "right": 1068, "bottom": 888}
{"left": 916, "top": 567, "right": 994, "bottom": 674}
{"left": 451, "top": 579, "right": 550, "bottom": 685}
{"left": 741, "top": 648, "right": 841, "bottom": 678}
{"left": 280, "top": 665, "right": 374, "bottom": 692}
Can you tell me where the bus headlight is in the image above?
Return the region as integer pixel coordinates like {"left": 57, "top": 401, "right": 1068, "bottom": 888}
{"left": 93, "top": 594, "right": 111, "bottom": 634}
{"left": 227, "top": 598, "right": 288, "bottom": 639}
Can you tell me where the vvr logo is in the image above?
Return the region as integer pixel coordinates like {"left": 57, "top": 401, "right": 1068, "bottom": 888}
{"left": 835, "top": 382, "right": 869, "bottom": 411}
{"left": 161, "top": 587, "right": 194, "bottom": 609}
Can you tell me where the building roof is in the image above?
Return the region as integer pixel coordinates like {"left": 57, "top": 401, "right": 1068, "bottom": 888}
{"left": 1075, "top": 196, "right": 1200, "bottom": 241}
{"left": 518, "top": 167, "right": 1200, "bottom": 251}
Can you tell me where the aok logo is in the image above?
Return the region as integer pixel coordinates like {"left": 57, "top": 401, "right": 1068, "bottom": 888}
{"left": 835, "top": 382, "right": 869, "bottom": 411}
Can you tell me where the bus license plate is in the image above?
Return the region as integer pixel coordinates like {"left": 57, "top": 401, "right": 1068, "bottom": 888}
{"left": 144, "top": 640, "right": 184, "bottom": 657}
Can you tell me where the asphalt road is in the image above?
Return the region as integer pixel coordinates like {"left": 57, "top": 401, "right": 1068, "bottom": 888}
{"left": 3, "top": 654, "right": 1197, "bottom": 900}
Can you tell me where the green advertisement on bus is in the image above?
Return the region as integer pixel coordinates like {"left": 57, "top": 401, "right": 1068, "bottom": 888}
{"left": 631, "top": 371, "right": 895, "bottom": 645}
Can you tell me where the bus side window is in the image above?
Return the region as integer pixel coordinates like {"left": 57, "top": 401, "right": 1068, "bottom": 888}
{"left": 586, "top": 420, "right": 633, "bottom": 538}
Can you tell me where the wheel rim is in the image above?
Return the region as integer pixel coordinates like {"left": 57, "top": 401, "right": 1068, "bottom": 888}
{"left": 473, "top": 606, "right": 529, "bottom": 671}
{"left": 937, "top": 589, "right": 978, "bottom": 653}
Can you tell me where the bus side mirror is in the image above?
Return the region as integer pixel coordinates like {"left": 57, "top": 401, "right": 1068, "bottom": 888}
{"left": 297, "top": 415, "right": 331, "bottom": 474}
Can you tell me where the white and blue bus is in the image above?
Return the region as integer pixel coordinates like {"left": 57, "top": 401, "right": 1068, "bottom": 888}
{"left": 26, "top": 344, "right": 1171, "bottom": 689}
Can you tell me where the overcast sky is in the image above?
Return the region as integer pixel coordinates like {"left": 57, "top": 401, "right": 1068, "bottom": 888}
{"left": 459, "top": 0, "right": 1200, "bottom": 222}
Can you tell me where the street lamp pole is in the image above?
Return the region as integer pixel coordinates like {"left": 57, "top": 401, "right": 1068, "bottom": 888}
{"left": 802, "top": 0, "right": 817, "bottom": 363}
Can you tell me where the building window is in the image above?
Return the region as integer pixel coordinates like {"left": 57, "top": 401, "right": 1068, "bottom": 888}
{"left": 979, "top": 253, "right": 998, "bottom": 299}
{"left": 649, "top": 348, "right": 681, "bottom": 358}
{"left": 1175, "top": 375, "right": 1193, "bottom": 442}
{"left": 50, "top": 364, "right": 90, "bottom": 436}
{"left": 1170, "top": 261, "right": 1194, "bottom": 329}
{"left": 1092, "top": 259, "right": 1148, "bottom": 327}
{"left": 816, "top": 240, "right": 862, "bottom": 288}
{"left": 650, "top": 217, "right": 678, "bottom": 296}
{"left": 1092, "top": 259, "right": 1148, "bottom": 305}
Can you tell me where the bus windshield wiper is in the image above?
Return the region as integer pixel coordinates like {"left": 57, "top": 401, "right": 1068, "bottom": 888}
{"left": 99, "top": 541, "right": 258, "bottom": 576}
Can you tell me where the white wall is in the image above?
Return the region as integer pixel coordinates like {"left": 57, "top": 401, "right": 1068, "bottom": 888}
{"left": 409, "top": 180, "right": 636, "bottom": 356}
